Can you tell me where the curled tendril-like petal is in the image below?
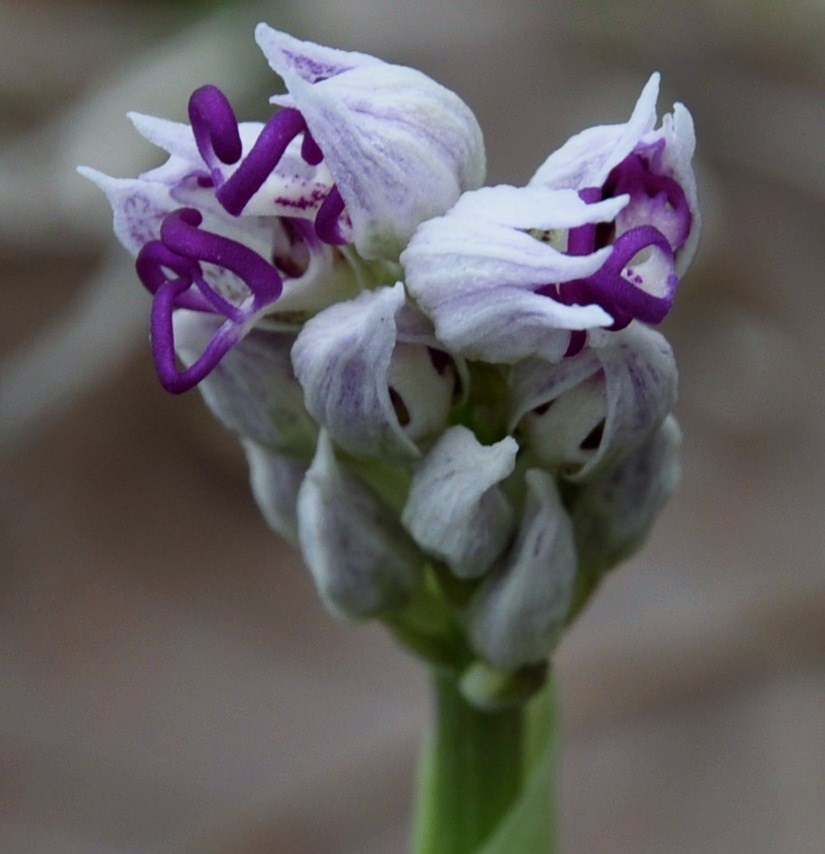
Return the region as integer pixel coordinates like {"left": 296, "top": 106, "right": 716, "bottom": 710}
{"left": 188, "top": 85, "right": 242, "bottom": 183}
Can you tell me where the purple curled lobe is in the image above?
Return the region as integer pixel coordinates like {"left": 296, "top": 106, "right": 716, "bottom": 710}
{"left": 188, "top": 85, "right": 243, "bottom": 183}
{"left": 136, "top": 208, "right": 283, "bottom": 394}
{"left": 188, "top": 85, "right": 344, "bottom": 238}
{"left": 136, "top": 84, "right": 356, "bottom": 392}
{"left": 547, "top": 149, "right": 689, "bottom": 340}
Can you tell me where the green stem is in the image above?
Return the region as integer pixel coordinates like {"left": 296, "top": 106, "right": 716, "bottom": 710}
{"left": 413, "top": 670, "right": 524, "bottom": 854}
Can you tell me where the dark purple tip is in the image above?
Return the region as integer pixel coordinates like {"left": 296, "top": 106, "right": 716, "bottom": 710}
{"left": 188, "top": 85, "right": 243, "bottom": 176}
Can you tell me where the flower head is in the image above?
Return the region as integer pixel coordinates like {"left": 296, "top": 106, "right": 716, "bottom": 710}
{"left": 82, "top": 33, "right": 699, "bottom": 689}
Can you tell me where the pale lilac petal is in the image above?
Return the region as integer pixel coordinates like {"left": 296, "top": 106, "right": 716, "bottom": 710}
{"left": 243, "top": 439, "right": 307, "bottom": 544}
{"left": 291, "top": 283, "right": 419, "bottom": 458}
{"left": 77, "top": 167, "right": 176, "bottom": 254}
{"left": 571, "top": 414, "right": 681, "bottom": 574}
{"left": 510, "top": 323, "right": 677, "bottom": 480}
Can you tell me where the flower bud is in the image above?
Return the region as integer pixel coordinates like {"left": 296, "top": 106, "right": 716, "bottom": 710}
{"left": 510, "top": 322, "right": 677, "bottom": 481}
{"left": 291, "top": 283, "right": 456, "bottom": 460}
{"left": 296, "top": 431, "right": 423, "bottom": 620}
{"left": 468, "top": 470, "right": 576, "bottom": 670}
{"left": 256, "top": 26, "right": 486, "bottom": 261}
{"left": 571, "top": 414, "right": 681, "bottom": 575}
{"left": 401, "top": 426, "right": 518, "bottom": 579}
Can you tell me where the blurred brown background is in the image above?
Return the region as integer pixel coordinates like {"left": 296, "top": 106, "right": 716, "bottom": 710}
{"left": 2, "top": 0, "right": 824, "bottom": 851}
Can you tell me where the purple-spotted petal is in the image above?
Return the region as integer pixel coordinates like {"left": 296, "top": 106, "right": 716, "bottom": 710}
{"left": 77, "top": 167, "right": 178, "bottom": 255}
{"left": 256, "top": 25, "right": 486, "bottom": 261}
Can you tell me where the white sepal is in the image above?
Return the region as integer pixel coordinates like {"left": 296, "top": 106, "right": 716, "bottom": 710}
{"left": 468, "top": 470, "right": 577, "bottom": 670}
{"left": 402, "top": 185, "right": 629, "bottom": 363}
{"left": 292, "top": 283, "right": 453, "bottom": 459}
{"left": 297, "top": 431, "right": 422, "bottom": 620}
{"left": 402, "top": 426, "right": 518, "bottom": 579}
{"left": 529, "top": 73, "right": 660, "bottom": 190}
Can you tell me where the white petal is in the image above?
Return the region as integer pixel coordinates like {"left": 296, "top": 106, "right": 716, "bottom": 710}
{"left": 128, "top": 112, "right": 202, "bottom": 164}
{"left": 449, "top": 183, "right": 628, "bottom": 230}
{"left": 297, "top": 431, "right": 422, "bottom": 620}
{"left": 402, "top": 186, "right": 625, "bottom": 362}
{"left": 529, "top": 73, "right": 660, "bottom": 190}
{"left": 256, "top": 25, "right": 486, "bottom": 261}
{"left": 660, "top": 103, "right": 701, "bottom": 272}
{"left": 291, "top": 283, "right": 421, "bottom": 459}
{"left": 402, "top": 426, "right": 518, "bottom": 578}
{"left": 469, "top": 470, "right": 577, "bottom": 670}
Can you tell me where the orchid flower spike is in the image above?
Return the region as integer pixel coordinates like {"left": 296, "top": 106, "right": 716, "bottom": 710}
{"left": 79, "top": 26, "right": 484, "bottom": 394}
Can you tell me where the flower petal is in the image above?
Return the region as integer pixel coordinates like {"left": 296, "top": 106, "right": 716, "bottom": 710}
{"left": 402, "top": 426, "right": 518, "bottom": 579}
{"left": 402, "top": 185, "right": 631, "bottom": 362}
{"left": 529, "top": 73, "right": 660, "bottom": 190}
{"left": 256, "top": 25, "right": 486, "bottom": 260}
{"left": 297, "top": 431, "right": 423, "bottom": 620}
{"left": 468, "top": 470, "right": 577, "bottom": 670}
